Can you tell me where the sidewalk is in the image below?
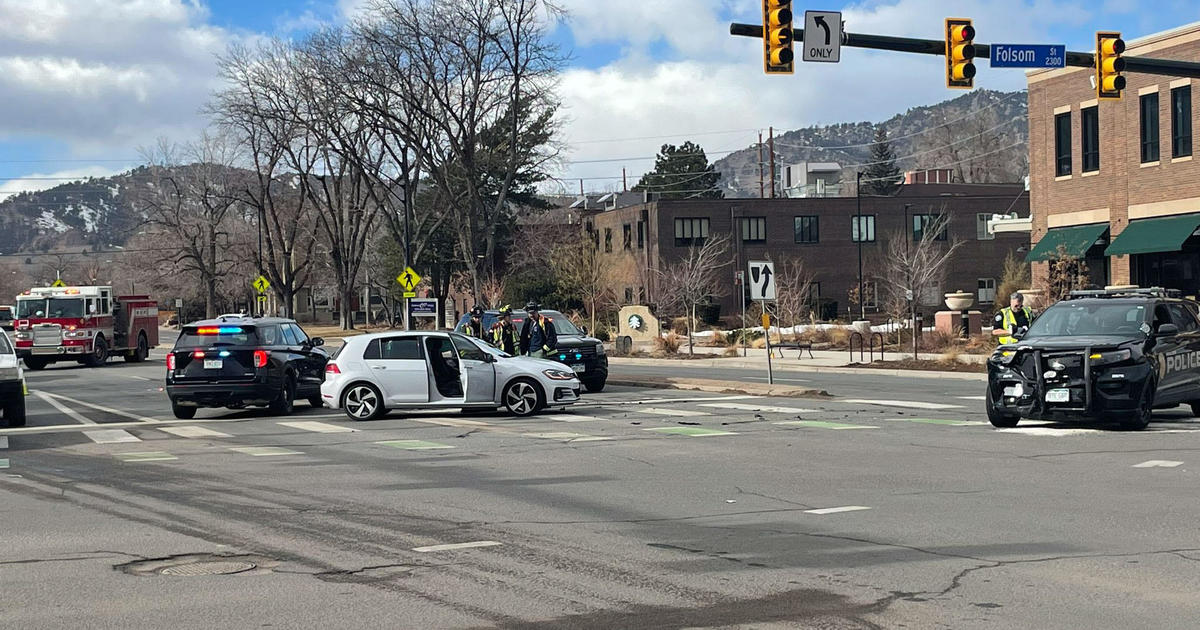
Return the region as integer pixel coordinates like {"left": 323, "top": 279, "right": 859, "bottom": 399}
{"left": 616, "top": 344, "right": 989, "bottom": 364}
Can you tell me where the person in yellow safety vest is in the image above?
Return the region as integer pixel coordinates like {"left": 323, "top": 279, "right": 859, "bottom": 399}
{"left": 490, "top": 305, "right": 519, "bottom": 355}
{"left": 462, "top": 305, "right": 487, "bottom": 340}
{"left": 992, "top": 292, "right": 1034, "bottom": 345}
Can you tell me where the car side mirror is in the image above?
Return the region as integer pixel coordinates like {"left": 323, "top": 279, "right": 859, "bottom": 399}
{"left": 310, "top": 337, "right": 324, "bottom": 347}
{"left": 580, "top": 325, "right": 589, "bottom": 335}
{"left": 1156, "top": 323, "right": 1180, "bottom": 337}
{"left": 483, "top": 353, "right": 496, "bottom": 363}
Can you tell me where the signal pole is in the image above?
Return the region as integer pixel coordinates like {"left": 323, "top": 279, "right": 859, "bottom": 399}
{"left": 758, "top": 131, "right": 765, "bottom": 199}
{"left": 768, "top": 127, "right": 776, "bottom": 199}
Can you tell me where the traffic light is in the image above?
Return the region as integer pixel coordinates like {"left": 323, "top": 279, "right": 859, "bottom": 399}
{"left": 762, "top": 0, "right": 793, "bottom": 74}
{"left": 945, "top": 18, "right": 975, "bottom": 89}
{"left": 1096, "top": 31, "right": 1126, "bottom": 100}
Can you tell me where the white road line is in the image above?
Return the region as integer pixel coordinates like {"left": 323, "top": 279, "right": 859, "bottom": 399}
{"left": 159, "top": 426, "right": 232, "bottom": 439}
{"left": 805, "top": 506, "right": 871, "bottom": 515}
{"left": 230, "top": 446, "right": 303, "bottom": 457}
{"left": 700, "top": 402, "right": 818, "bottom": 414}
{"left": 412, "top": 541, "right": 502, "bottom": 553}
{"left": 0, "top": 436, "right": 8, "bottom": 449}
{"left": 956, "top": 396, "right": 987, "bottom": 401}
{"left": 1132, "top": 460, "right": 1184, "bottom": 468}
{"left": 839, "top": 399, "right": 965, "bottom": 410}
{"left": 616, "top": 407, "right": 712, "bottom": 417}
{"left": 996, "top": 427, "right": 1099, "bottom": 436}
{"left": 33, "top": 391, "right": 95, "bottom": 425}
{"left": 0, "top": 458, "right": 7, "bottom": 469}
{"left": 544, "top": 414, "right": 596, "bottom": 422}
{"left": 277, "top": 421, "right": 357, "bottom": 433}
{"left": 123, "top": 375, "right": 154, "bottom": 381}
{"left": 582, "top": 395, "right": 759, "bottom": 407}
{"left": 36, "top": 391, "right": 157, "bottom": 422}
{"left": 83, "top": 429, "right": 141, "bottom": 444}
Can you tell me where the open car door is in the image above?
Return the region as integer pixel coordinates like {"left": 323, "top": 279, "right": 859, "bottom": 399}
{"left": 450, "top": 333, "right": 496, "bottom": 403}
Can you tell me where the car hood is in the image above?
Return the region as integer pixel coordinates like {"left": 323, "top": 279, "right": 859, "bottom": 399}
{"left": 1006, "top": 335, "right": 1142, "bottom": 351}
{"left": 503, "top": 356, "right": 579, "bottom": 374}
{"left": 555, "top": 335, "right": 600, "bottom": 348}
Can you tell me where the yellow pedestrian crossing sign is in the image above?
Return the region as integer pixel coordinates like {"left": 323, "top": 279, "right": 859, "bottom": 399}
{"left": 50, "top": 278, "right": 66, "bottom": 288}
{"left": 397, "top": 267, "right": 422, "bottom": 292}
{"left": 252, "top": 275, "right": 270, "bottom": 294}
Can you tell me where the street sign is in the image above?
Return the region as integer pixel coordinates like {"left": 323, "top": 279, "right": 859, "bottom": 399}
{"left": 761, "top": 313, "right": 771, "bottom": 329}
{"left": 252, "top": 275, "right": 270, "bottom": 294}
{"left": 396, "top": 267, "right": 422, "bottom": 292}
{"left": 256, "top": 295, "right": 267, "bottom": 303}
{"left": 410, "top": 298, "right": 437, "bottom": 317}
{"left": 175, "top": 298, "right": 183, "bottom": 308}
{"left": 747, "top": 261, "right": 776, "bottom": 301}
{"left": 989, "top": 43, "right": 1065, "bottom": 68}
{"left": 802, "top": 11, "right": 842, "bottom": 63}
{"left": 50, "top": 279, "right": 66, "bottom": 288}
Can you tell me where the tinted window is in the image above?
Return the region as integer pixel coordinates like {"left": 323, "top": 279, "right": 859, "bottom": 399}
{"left": 259, "top": 325, "right": 282, "bottom": 346}
{"left": 47, "top": 298, "right": 84, "bottom": 318}
{"left": 288, "top": 324, "right": 309, "bottom": 345}
{"left": 450, "top": 333, "right": 489, "bottom": 361}
{"left": 363, "top": 339, "right": 381, "bottom": 360}
{"left": 1169, "top": 304, "right": 1199, "bottom": 333}
{"left": 0, "top": 308, "right": 12, "bottom": 322}
{"left": 380, "top": 337, "right": 422, "bottom": 359}
{"left": 1026, "top": 302, "right": 1148, "bottom": 337}
{"left": 176, "top": 326, "right": 257, "bottom": 349}
{"left": 280, "top": 325, "right": 300, "bottom": 346}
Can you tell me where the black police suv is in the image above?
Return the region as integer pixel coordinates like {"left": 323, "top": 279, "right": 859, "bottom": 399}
{"left": 165, "top": 316, "right": 328, "bottom": 419}
{"left": 987, "top": 287, "right": 1200, "bottom": 430}
{"left": 455, "top": 308, "right": 608, "bottom": 392}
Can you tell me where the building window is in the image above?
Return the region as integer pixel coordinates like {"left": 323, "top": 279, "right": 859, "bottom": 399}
{"left": 637, "top": 221, "right": 645, "bottom": 249}
{"left": 794, "top": 215, "right": 819, "bottom": 243}
{"left": 976, "top": 213, "right": 995, "bottom": 240}
{"left": 674, "top": 217, "right": 709, "bottom": 247}
{"left": 1172, "top": 85, "right": 1192, "bottom": 158}
{"left": 913, "top": 214, "right": 947, "bottom": 241}
{"left": 1054, "top": 111, "right": 1072, "bottom": 176}
{"left": 604, "top": 228, "right": 612, "bottom": 253}
{"left": 622, "top": 224, "right": 632, "bottom": 250}
{"left": 1081, "top": 105, "right": 1099, "bottom": 172}
{"left": 978, "top": 278, "right": 996, "bottom": 304}
{"left": 1141, "top": 92, "right": 1160, "bottom": 163}
{"left": 740, "top": 217, "right": 766, "bottom": 242}
{"left": 851, "top": 215, "right": 876, "bottom": 243}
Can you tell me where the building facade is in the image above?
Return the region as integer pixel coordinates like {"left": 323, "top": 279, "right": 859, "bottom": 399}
{"left": 586, "top": 183, "right": 1029, "bottom": 325}
{"left": 1027, "top": 22, "right": 1200, "bottom": 295}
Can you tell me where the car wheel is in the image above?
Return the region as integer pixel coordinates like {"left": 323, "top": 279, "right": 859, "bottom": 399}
{"left": 84, "top": 336, "right": 109, "bottom": 367}
{"left": 1119, "top": 381, "right": 1154, "bottom": 431}
{"left": 269, "top": 376, "right": 296, "bottom": 416}
{"left": 502, "top": 378, "right": 542, "bottom": 417}
{"left": 171, "top": 402, "right": 196, "bottom": 420}
{"left": 583, "top": 378, "right": 606, "bottom": 393}
{"left": 23, "top": 357, "right": 47, "bottom": 371}
{"left": 1190, "top": 401, "right": 1200, "bottom": 417}
{"left": 308, "top": 395, "right": 324, "bottom": 408}
{"left": 342, "top": 383, "right": 384, "bottom": 421}
{"left": 4, "top": 394, "right": 25, "bottom": 427}
{"left": 986, "top": 385, "right": 1020, "bottom": 428}
{"left": 124, "top": 333, "right": 148, "bottom": 363}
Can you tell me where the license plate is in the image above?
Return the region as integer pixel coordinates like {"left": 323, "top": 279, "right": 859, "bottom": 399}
{"left": 1046, "top": 388, "right": 1070, "bottom": 403}
{"left": 570, "top": 364, "right": 586, "bottom": 374}
{"left": 203, "top": 359, "right": 223, "bottom": 370}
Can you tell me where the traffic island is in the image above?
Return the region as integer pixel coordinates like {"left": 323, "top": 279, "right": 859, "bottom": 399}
{"left": 606, "top": 376, "right": 831, "bottom": 399}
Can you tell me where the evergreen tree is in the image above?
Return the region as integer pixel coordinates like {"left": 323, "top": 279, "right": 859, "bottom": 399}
{"left": 632, "top": 141, "right": 723, "bottom": 199}
{"left": 862, "top": 126, "right": 903, "bottom": 196}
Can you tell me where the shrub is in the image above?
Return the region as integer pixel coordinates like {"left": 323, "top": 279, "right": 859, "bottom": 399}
{"left": 653, "top": 331, "right": 682, "bottom": 356}
{"left": 704, "top": 328, "right": 728, "bottom": 347}
{"left": 725, "top": 328, "right": 763, "bottom": 346}
{"left": 669, "top": 317, "right": 690, "bottom": 334}
{"left": 723, "top": 346, "right": 740, "bottom": 357}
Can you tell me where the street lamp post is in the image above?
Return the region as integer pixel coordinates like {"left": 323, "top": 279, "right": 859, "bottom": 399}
{"left": 856, "top": 171, "right": 864, "bottom": 321}
{"left": 904, "top": 203, "right": 915, "bottom": 358}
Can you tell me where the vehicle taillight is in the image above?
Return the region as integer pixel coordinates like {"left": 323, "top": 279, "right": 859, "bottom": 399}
{"left": 325, "top": 363, "right": 341, "bottom": 375}
{"left": 253, "top": 350, "right": 269, "bottom": 368}
{"left": 166, "top": 353, "right": 175, "bottom": 371}
{"left": 192, "top": 350, "right": 205, "bottom": 359}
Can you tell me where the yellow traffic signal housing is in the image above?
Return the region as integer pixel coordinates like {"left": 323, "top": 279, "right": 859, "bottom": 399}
{"left": 945, "top": 18, "right": 976, "bottom": 89}
{"left": 1096, "top": 31, "right": 1126, "bottom": 100}
{"left": 762, "top": 0, "right": 793, "bottom": 74}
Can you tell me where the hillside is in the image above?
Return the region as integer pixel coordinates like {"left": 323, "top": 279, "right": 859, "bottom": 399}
{"left": 715, "top": 89, "right": 1028, "bottom": 197}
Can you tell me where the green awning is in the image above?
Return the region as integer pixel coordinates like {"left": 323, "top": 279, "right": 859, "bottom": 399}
{"left": 1105, "top": 213, "right": 1200, "bottom": 257}
{"left": 1025, "top": 223, "right": 1109, "bottom": 262}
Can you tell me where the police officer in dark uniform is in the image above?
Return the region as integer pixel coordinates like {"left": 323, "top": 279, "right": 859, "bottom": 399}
{"left": 463, "top": 305, "right": 487, "bottom": 340}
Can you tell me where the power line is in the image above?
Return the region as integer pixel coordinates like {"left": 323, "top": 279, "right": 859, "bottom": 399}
{"left": 570, "top": 128, "right": 760, "bottom": 145}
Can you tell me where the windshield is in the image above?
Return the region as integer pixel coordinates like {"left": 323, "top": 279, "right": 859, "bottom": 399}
{"left": 46, "top": 298, "right": 84, "bottom": 319}
{"left": 1026, "top": 302, "right": 1149, "bottom": 338}
{"left": 15, "top": 299, "right": 44, "bottom": 318}
{"left": 0, "top": 332, "right": 12, "bottom": 354}
{"left": 469, "top": 335, "right": 511, "bottom": 359}
{"left": 0, "top": 308, "right": 11, "bottom": 322}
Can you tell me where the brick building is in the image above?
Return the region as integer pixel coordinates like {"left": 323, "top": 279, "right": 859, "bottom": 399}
{"left": 586, "top": 183, "right": 1029, "bottom": 324}
{"left": 1027, "top": 22, "right": 1200, "bottom": 294}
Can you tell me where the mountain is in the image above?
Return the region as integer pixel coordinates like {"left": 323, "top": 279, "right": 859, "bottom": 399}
{"left": 714, "top": 89, "right": 1029, "bottom": 197}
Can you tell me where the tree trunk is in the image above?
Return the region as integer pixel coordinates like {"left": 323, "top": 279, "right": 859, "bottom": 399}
{"left": 590, "top": 297, "right": 596, "bottom": 335}
{"left": 910, "top": 300, "right": 918, "bottom": 360}
{"left": 689, "top": 303, "right": 696, "bottom": 356}
{"left": 204, "top": 278, "right": 217, "bottom": 319}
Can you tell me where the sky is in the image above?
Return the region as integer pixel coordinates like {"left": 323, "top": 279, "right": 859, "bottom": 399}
{"left": 0, "top": 0, "right": 1196, "bottom": 198}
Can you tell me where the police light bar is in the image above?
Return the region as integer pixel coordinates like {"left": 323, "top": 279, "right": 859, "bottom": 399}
{"left": 195, "top": 327, "right": 245, "bottom": 334}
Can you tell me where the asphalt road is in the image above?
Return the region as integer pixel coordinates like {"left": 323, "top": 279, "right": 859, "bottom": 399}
{"left": 5, "top": 345, "right": 1200, "bottom": 628}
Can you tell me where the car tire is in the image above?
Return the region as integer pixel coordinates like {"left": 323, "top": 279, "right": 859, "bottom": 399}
{"left": 502, "top": 378, "right": 543, "bottom": 417}
{"left": 1119, "top": 381, "right": 1155, "bottom": 431}
{"left": 269, "top": 375, "right": 296, "bottom": 416}
{"left": 124, "top": 333, "right": 148, "bottom": 363}
{"left": 84, "top": 336, "right": 108, "bottom": 367}
{"left": 342, "top": 383, "right": 385, "bottom": 421}
{"left": 23, "top": 357, "right": 47, "bottom": 371}
{"left": 171, "top": 402, "right": 196, "bottom": 420}
{"left": 986, "top": 386, "right": 1020, "bottom": 428}
{"left": 583, "top": 378, "right": 606, "bottom": 393}
{"left": 1190, "top": 401, "right": 1200, "bottom": 418}
{"left": 5, "top": 394, "right": 25, "bottom": 427}
{"left": 308, "top": 395, "right": 324, "bottom": 408}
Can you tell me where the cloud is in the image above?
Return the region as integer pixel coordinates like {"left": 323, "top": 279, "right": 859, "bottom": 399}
{"left": 0, "top": 165, "right": 129, "bottom": 201}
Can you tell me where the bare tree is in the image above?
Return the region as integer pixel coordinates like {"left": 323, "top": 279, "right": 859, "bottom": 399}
{"left": 769, "top": 254, "right": 815, "bottom": 333}
{"left": 655, "top": 236, "right": 732, "bottom": 356}
{"left": 1046, "top": 245, "right": 1090, "bottom": 304}
{"left": 876, "top": 213, "right": 964, "bottom": 358}
{"left": 551, "top": 228, "right": 635, "bottom": 333}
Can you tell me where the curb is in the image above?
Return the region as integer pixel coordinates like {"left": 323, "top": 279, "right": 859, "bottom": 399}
{"left": 608, "top": 357, "right": 987, "bottom": 382}
{"left": 606, "top": 377, "right": 832, "bottom": 399}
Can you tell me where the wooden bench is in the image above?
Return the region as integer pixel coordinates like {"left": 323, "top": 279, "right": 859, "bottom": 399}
{"left": 771, "top": 342, "right": 814, "bottom": 359}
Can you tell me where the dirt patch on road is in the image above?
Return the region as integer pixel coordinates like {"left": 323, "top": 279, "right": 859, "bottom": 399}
{"left": 850, "top": 359, "right": 986, "bottom": 374}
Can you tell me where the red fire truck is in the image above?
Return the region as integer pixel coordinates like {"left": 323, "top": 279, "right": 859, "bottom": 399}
{"left": 13, "top": 285, "right": 159, "bottom": 370}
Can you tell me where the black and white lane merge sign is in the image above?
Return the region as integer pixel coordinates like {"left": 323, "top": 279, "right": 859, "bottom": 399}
{"left": 802, "top": 10, "right": 842, "bottom": 63}
{"left": 748, "top": 260, "right": 776, "bottom": 301}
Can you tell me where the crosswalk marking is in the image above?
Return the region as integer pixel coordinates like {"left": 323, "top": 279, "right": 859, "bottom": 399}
{"left": 957, "top": 396, "right": 986, "bottom": 401}
{"left": 377, "top": 440, "right": 454, "bottom": 450}
{"left": 839, "top": 399, "right": 964, "bottom": 410}
{"left": 0, "top": 458, "right": 8, "bottom": 469}
{"left": 618, "top": 407, "right": 711, "bottom": 417}
{"left": 115, "top": 451, "right": 177, "bottom": 462}
{"left": 84, "top": 429, "right": 141, "bottom": 444}
{"left": 700, "top": 402, "right": 817, "bottom": 414}
{"left": 774, "top": 420, "right": 877, "bottom": 430}
{"left": 413, "top": 541, "right": 502, "bottom": 553}
{"left": 584, "top": 395, "right": 758, "bottom": 407}
{"left": 645, "top": 427, "right": 736, "bottom": 437}
{"left": 805, "top": 506, "right": 871, "bottom": 515}
{"left": 159, "top": 426, "right": 232, "bottom": 439}
{"left": 230, "top": 446, "right": 303, "bottom": 457}
{"left": 524, "top": 432, "right": 591, "bottom": 440}
{"left": 0, "top": 436, "right": 8, "bottom": 449}
{"left": 1132, "top": 460, "right": 1183, "bottom": 468}
{"left": 544, "top": 414, "right": 596, "bottom": 423}
{"left": 33, "top": 391, "right": 95, "bottom": 424}
{"left": 997, "top": 427, "right": 1098, "bottom": 436}
{"left": 277, "top": 421, "right": 357, "bottom": 433}
{"left": 37, "top": 391, "right": 157, "bottom": 422}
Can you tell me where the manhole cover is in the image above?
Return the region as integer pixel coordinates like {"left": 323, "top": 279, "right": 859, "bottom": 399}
{"left": 160, "top": 561, "right": 257, "bottom": 577}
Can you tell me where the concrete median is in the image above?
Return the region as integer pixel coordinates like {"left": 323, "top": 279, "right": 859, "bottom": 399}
{"left": 606, "top": 376, "right": 831, "bottom": 399}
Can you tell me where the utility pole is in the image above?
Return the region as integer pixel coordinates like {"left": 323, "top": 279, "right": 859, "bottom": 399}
{"left": 856, "top": 171, "right": 864, "bottom": 321}
{"left": 622, "top": 167, "right": 627, "bottom": 192}
{"left": 904, "top": 203, "right": 916, "bottom": 358}
{"left": 757, "top": 131, "right": 765, "bottom": 199}
{"left": 768, "top": 127, "right": 776, "bottom": 199}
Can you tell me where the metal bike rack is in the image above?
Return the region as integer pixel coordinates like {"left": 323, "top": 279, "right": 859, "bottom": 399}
{"left": 869, "top": 331, "right": 885, "bottom": 363}
{"left": 850, "top": 330, "right": 885, "bottom": 363}
{"left": 849, "top": 331, "right": 865, "bottom": 363}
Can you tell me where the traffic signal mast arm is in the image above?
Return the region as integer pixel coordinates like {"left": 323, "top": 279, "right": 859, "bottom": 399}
{"left": 730, "top": 22, "right": 1200, "bottom": 79}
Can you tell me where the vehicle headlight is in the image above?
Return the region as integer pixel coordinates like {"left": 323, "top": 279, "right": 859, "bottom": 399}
{"left": 64, "top": 330, "right": 87, "bottom": 339}
{"left": 1089, "top": 349, "right": 1132, "bottom": 366}
{"left": 990, "top": 349, "right": 1016, "bottom": 365}
{"left": 14, "top": 331, "right": 30, "bottom": 341}
{"left": 595, "top": 342, "right": 605, "bottom": 356}
{"left": 543, "top": 369, "right": 576, "bottom": 380}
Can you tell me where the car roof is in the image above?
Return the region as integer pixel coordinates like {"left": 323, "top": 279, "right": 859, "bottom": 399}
{"left": 184, "top": 316, "right": 296, "bottom": 327}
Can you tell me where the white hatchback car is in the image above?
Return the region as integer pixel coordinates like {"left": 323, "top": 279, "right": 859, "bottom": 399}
{"left": 321, "top": 331, "right": 582, "bottom": 420}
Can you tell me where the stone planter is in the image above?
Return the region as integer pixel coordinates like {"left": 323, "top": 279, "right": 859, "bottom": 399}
{"left": 943, "top": 291, "right": 975, "bottom": 311}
